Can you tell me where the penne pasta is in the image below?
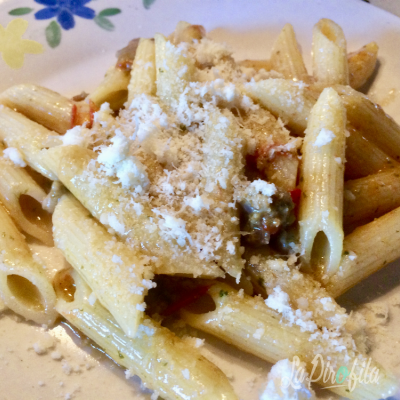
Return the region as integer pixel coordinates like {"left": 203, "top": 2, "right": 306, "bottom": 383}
{"left": 244, "top": 81, "right": 397, "bottom": 179}
{"left": 0, "top": 143, "right": 53, "bottom": 245}
{"left": 243, "top": 78, "right": 315, "bottom": 135}
{"left": 0, "top": 84, "right": 74, "bottom": 134}
{"left": 336, "top": 84, "right": 400, "bottom": 161}
{"left": 270, "top": 23, "right": 309, "bottom": 82}
{"left": 1, "top": 18, "right": 400, "bottom": 400}
{"left": 0, "top": 202, "right": 57, "bottom": 325}
{"left": 344, "top": 125, "right": 399, "bottom": 180}
{"left": 328, "top": 206, "right": 400, "bottom": 298}
{"left": 127, "top": 38, "right": 157, "bottom": 103}
{"left": 299, "top": 88, "right": 346, "bottom": 277}
{"left": 344, "top": 166, "right": 400, "bottom": 230}
{"left": 312, "top": 19, "right": 349, "bottom": 88}
{"left": 0, "top": 106, "right": 57, "bottom": 180}
{"left": 202, "top": 109, "right": 244, "bottom": 279}
{"left": 155, "top": 33, "right": 195, "bottom": 107}
{"left": 53, "top": 193, "right": 151, "bottom": 338}
{"left": 88, "top": 66, "right": 131, "bottom": 111}
{"left": 348, "top": 42, "right": 379, "bottom": 89}
{"left": 182, "top": 284, "right": 398, "bottom": 400}
{"left": 56, "top": 270, "right": 238, "bottom": 400}
{"left": 43, "top": 145, "right": 225, "bottom": 278}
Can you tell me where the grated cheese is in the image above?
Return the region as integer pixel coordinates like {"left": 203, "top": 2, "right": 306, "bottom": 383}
{"left": 313, "top": 128, "right": 336, "bottom": 147}
{"left": 3, "top": 147, "right": 26, "bottom": 167}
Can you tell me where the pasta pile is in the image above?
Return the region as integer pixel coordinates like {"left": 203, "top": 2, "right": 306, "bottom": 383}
{"left": 0, "top": 19, "right": 399, "bottom": 399}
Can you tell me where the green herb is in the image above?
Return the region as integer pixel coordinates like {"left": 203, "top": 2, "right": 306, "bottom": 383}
{"left": 343, "top": 250, "right": 349, "bottom": 255}
{"left": 118, "top": 351, "right": 124, "bottom": 359}
{"left": 219, "top": 290, "right": 228, "bottom": 297}
{"left": 257, "top": 277, "right": 265, "bottom": 287}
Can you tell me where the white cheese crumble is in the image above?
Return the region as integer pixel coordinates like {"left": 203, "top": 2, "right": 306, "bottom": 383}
{"left": 182, "top": 369, "right": 190, "bottom": 380}
{"left": 250, "top": 179, "right": 276, "bottom": 196}
{"left": 136, "top": 302, "right": 147, "bottom": 312}
{"left": 153, "top": 210, "right": 192, "bottom": 247}
{"left": 97, "top": 130, "right": 149, "bottom": 190}
{"left": 61, "top": 126, "right": 90, "bottom": 147}
{"left": 226, "top": 241, "right": 235, "bottom": 255}
{"left": 88, "top": 292, "right": 97, "bottom": 306}
{"left": 51, "top": 351, "right": 63, "bottom": 361}
{"left": 195, "top": 38, "right": 232, "bottom": 66}
{"left": 313, "top": 128, "right": 335, "bottom": 147}
{"left": 100, "top": 213, "right": 126, "bottom": 235}
{"left": 253, "top": 327, "right": 265, "bottom": 340}
{"left": 3, "top": 147, "right": 26, "bottom": 167}
{"left": 265, "top": 286, "right": 318, "bottom": 333}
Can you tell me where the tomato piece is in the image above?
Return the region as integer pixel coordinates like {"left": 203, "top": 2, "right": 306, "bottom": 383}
{"left": 290, "top": 188, "right": 302, "bottom": 206}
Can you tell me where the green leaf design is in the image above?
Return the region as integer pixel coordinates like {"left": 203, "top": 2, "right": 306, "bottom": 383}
{"left": 9, "top": 7, "right": 33, "bottom": 16}
{"left": 98, "top": 8, "right": 121, "bottom": 17}
{"left": 94, "top": 15, "right": 114, "bottom": 31}
{"left": 45, "top": 21, "right": 61, "bottom": 48}
{"left": 143, "top": 0, "right": 156, "bottom": 10}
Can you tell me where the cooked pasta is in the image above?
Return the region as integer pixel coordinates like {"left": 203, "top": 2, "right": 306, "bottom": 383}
{"left": 0, "top": 18, "right": 398, "bottom": 400}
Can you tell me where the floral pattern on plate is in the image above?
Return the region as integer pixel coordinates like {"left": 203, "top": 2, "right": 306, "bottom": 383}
{"left": 0, "top": 18, "right": 43, "bottom": 69}
{"left": 8, "top": 0, "right": 125, "bottom": 49}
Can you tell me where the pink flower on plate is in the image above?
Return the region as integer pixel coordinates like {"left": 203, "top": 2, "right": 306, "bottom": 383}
{"left": 0, "top": 18, "right": 44, "bottom": 69}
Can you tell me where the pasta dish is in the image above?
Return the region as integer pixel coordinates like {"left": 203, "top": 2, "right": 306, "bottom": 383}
{"left": 0, "top": 19, "right": 399, "bottom": 399}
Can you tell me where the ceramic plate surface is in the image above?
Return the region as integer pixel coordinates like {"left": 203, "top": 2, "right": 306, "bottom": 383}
{"left": 0, "top": 0, "right": 400, "bottom": 399}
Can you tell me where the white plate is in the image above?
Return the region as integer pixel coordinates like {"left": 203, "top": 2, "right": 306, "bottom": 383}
{"left": 0, "top": 0, "right": 400, "bottom": 399}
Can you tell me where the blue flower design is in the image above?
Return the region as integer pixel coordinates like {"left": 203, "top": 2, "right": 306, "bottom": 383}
{"left": 34, "top": 0, "right": 95, "bottom": 31}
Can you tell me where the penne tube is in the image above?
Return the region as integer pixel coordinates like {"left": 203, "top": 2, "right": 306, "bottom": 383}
{"left": 43, "top": 145, "right": 224, "bottom": 278}
{"left": 328, "top": 206, "right": 400, "bottom": 298}
{"left": 53, "top": 193, "right": 151, "bottom": 338}
{"left": 243, "top": 78, "right": 315, "bottom": 135}
{"left": 0, "top": 144, "right": 53, "bottom": 245}
{"left": 127, "top": 38, "right": 157, "bottom": 103}
{"left": 348, "top": 42, "right": 379, "bottom": 89}
{"left": 202, "top": 109, "right": 244, "bottom": 279}
{"left": 88, "top": 66, "right": 131, "bottom": 111}
{"left": 0, "top": 84, "right": 74, "bottom": 134}
{"left": 336, "top": 85, "right": 400, "bottom": 161}
{"left": 56, "top": 270, "right": 238, "bottom": 400}
{"left": 182, "top": 284, "right": 398, "bottom": 400}
{"left": 0, "top": 202, "right": 57, "bottom": 325}
{"left": 270, "top": 23, "right": 309, "bottom": 82}
{"left": 0, "top": 106, "right": 57, "bottom": 180}
{"left": 344, "top": 125, "right": 399, "bottom": 180}
{"left": 344, "top": 166, "right": 400, "bottom": 229}
{"left": 299, "top": 88, "right": 346, "bottom": 277}
{"left": 312, "top": 19, "right": 349, "bottom": 89}
{"left": 245, "top": 254, "right": 348, "bottom": 330}
{"left": 155, "top": 33, "right": 195, "bottom": 107}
